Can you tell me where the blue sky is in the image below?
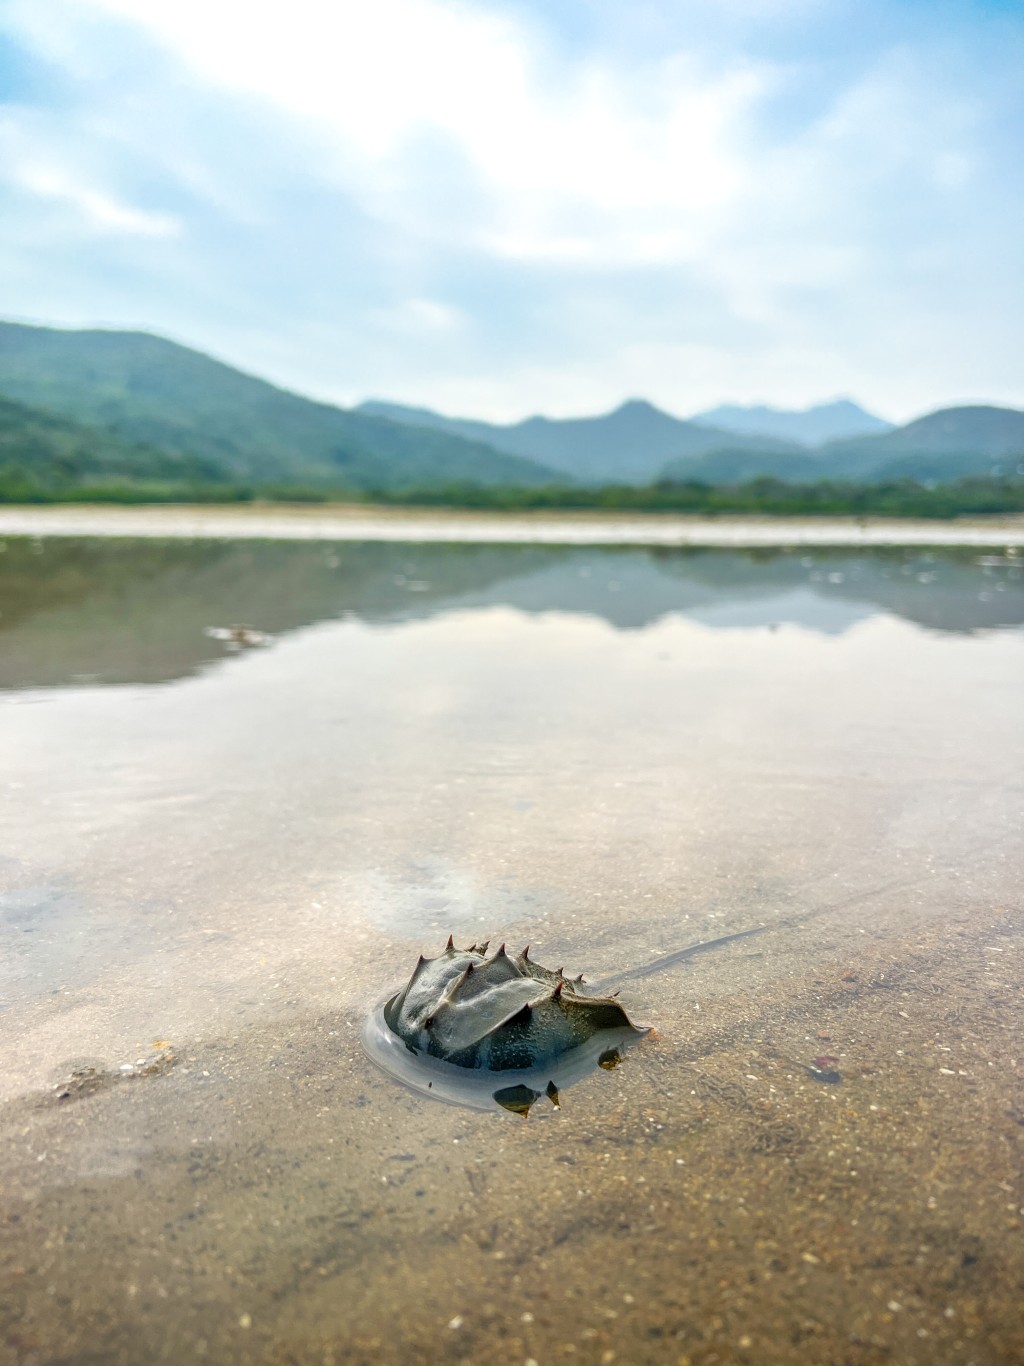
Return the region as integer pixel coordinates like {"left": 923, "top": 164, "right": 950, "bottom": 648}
{"left": 1, "top": 0, "right": 1022, "bottom": 422}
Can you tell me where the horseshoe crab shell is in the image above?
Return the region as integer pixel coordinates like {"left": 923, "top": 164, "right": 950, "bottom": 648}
{"left": 363, "top": 937, "right": 648, "bottom": 1113}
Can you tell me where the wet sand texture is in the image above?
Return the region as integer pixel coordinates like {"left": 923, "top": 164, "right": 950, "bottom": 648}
{"left": 1, "top": 538, "right": 1022, "bottom": 1364}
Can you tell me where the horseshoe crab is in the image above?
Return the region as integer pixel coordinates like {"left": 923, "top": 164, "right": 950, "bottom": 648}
{"left": 362, "top": 936, "right": 648, "bottom": 1115}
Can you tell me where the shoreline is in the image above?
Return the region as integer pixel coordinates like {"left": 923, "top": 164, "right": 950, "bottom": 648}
{"left": 1, "top": 502, "right": 1024, "bottom": 546}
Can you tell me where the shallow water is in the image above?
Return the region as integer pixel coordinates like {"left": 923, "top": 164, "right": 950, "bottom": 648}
{"left": 1, "top": 538, "right": 1022, "bottom": 1364}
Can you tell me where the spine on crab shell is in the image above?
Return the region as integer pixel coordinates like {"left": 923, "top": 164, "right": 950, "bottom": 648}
{"left": 383, "top": 952, "right": 430, "bottom": 1027}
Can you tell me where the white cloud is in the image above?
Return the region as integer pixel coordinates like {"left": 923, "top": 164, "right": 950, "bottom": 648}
{"left": 77, "top": 0, "right": 765, "bottom": 266}
{"left": 17, "top": 166, "right": 181, "bottom": 238}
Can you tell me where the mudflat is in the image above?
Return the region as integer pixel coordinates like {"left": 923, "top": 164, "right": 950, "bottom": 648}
{"left": 1, "top": 537, "right": 1021, "bottom": 1364}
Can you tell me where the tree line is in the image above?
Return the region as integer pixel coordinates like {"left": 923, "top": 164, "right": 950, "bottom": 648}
{"left": 1, "top": 473, "right": 1023, "bottom": 519}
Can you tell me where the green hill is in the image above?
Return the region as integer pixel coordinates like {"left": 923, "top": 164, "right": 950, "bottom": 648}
{"left": 0, "top": 322, "right": 558, "bottom": 492}
{"left": 659, "top": 404, "right": 1024, "bottom": 485}
{"left": 819, "top": 406, "right": 1024, "bottom": 482}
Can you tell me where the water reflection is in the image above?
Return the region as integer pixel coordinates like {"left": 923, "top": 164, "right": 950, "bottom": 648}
{"left": 0, "top": 537, "right": 1021, "bottom": 688}
{"left": 362, "top": 997, "right": 644, "bottom": 1118}
{"left": 2, "top": 532, "right": 1022, "bottom": 1363}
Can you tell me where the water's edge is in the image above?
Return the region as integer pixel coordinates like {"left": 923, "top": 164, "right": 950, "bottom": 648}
{"left": 1, "top": 503, "right": 1023, "bottom": 546}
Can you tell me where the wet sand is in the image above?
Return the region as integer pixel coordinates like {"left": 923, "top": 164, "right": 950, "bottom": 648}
{"left": 2, "top": 910, "right": 1021, "bottom": 1365}
{"left": 1, "top": 502, "right": 1024, "bottom": 547}
{"left": 1, "top": 540, "right": 1022, "bottom": 1364}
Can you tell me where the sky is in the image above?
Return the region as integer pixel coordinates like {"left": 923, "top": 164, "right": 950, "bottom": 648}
{"left": 1, "top": 0, "right": 1022, "bottom": 423}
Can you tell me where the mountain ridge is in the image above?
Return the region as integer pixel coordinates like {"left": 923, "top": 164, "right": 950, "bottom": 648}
{"left": 357, "top": 396, "right": 804, "bottom": 484}
{"left": 0, "top": 321, "right": 560, "bottom": 492}
{"left": 1, "top": 320, "right": 1021, "bottom": 493}
{"left": 661, "top": 404, "right": 1024, "bottom": 485}
{"left": 364, "top": 395, "right": 1024, "bottom": 486}
{"left": 690, "top": 398, "right": 892, "bottom": 446}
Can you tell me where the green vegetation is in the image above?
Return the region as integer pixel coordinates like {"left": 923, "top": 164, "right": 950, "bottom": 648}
{"left": 366, "top": 475, "right": 1024, "bottom": 518}
{"left": 2, "top": 470, "right": 1022, "bottom": 519}
{"left": 0, "top": 392, "right": 222, "bottom": 494}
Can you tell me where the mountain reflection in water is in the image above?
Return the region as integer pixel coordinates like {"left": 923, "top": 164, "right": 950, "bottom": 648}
{"left": 0, "top": 536, "right": 1021, "bottom": 689}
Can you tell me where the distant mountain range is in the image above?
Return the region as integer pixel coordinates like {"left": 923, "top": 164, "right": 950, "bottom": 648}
{"left": 0, "top": 320, "right": 1021, "bottom": 494}
{"left": 358, "top": 396, "right": 801, "bottom": 484}
{"left": 690, "top": 399, "right": 892, "bottom": 446}
{"left": 365, "top": 396, "right": 1024, "bottom": 486}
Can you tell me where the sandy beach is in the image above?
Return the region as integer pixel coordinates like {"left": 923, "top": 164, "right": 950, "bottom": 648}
{"left": 1, "top": 502, "right": 1024, "bottom": 547}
